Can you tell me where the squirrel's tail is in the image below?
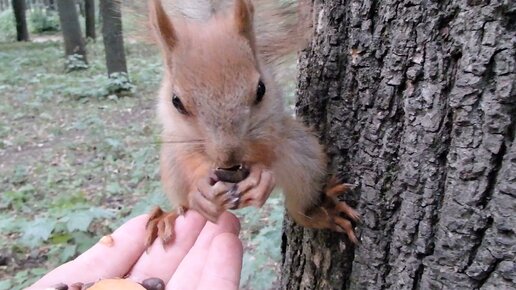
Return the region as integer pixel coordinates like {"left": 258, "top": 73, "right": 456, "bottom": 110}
{"left": 124, "top": 0, "right": 310, "bottom": 66}
{"left": 253, "top": 0, "right": 310, "bottom": 66}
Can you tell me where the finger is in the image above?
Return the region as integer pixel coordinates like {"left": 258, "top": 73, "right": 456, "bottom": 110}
{"left": 167, "top": 212, "right": 240, "bottom": 290}
{"left": 197, "top": 177, "right": 232, "bottom": 199}
{"left": 27, "top": 215, "right": 150, "bottom": 289}
{"left": 237, "top": 165, "right": 262, "bottom": 193}
{"left": 127, "top": 210, "right": 206, "bottom": 283}
{"left": 240, "top": 170, "right": 275, "bottom": 208}
{"left": 259, "top": 170, "right": 276, "bottom": 207}
{"left": 191, "top": 190, "right": 222, "bottom": 222}
{"left": 196, "top": 233, "right": 243, "bottom": 290}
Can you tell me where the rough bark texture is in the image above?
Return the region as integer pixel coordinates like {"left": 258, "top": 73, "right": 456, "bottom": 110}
{"left": 85, "top": 0, "right": 96, "bottom": 40}
{"left": 11, "top": 0, "right": 29, "bottom": 41}
{"left": 99, "top": 0, "right": 128, "bottom": 75}
{"left": 281, "top": 0, "right": 515, "bottom": 289}
{"left": 56, "top": 0, "right": 87, "bottom": 63}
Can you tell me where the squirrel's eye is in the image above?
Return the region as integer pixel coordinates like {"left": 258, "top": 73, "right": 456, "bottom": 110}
{"left": 172, "top": 94, "right": 188, "bottom": 115}
{"left": 255, "top": 80, "right": 266, "bottom": 104}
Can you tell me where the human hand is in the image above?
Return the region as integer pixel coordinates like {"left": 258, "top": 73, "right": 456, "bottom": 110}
{"left": 27, "top": 211, "right": 243, "bottom": 290}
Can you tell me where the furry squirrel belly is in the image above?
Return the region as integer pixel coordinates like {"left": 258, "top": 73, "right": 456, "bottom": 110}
{"left": 145, "top": 0, "right": 360, "bottom": 246}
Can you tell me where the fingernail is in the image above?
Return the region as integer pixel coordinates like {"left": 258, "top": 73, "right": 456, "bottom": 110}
{"left": 228, "top": 184, "right": 239, "bottom": 197}
{"left": 229, "top": 197, "right": 240, "bottom": 209}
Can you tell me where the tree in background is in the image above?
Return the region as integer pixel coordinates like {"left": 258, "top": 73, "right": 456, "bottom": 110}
{"left": 99, "top": 0, "right": 132, "bottom": 94}
{"left": 56, "top": 0, "right": 87, "bottom": 71}
{"left": 84, "top": 0, "right": 95, "bottom": 40}
{"left": 281, "top": 0, "right": 515, "bottom": 289}
{"left": 47, "top": 0, "right": 55, "bottom": 10}
{"left": 11, "top": 0, "right": 29, "bottom": 41}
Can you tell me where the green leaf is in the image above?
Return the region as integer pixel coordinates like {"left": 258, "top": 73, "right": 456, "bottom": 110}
{"left": 50, "top": 232, "right": 72, "bottom": 244}
{"left": 60, "top": 244, "right": 77, "bottom": 262}
{"left": 0, "top": 280, "right": 12, "bottom": 290}
{"left": 106, "top": 182, "right": 123, "bottom": 194}
{"left": 64, "top": 207, "right": 113, "bottom": 232}
{"left": 0, "top": 216, "right": 18, "bottom": 232}
{"left": 105, "top": 138, "right": 122, "bottom": 149}
{"left": 128, "top": 191, "right": 169, "bottom": 218}
{"left": 71, "top": 231, "right": 97, "bottom": 253}
{"left": 30, "top": 267, "right": 47, "bottom": 276}
{"left": 66, "top": 211, "right": 94, "bottom": 232}
{"left": 20, "top": 217, "right": 57, "bottom": 247}
{"left": 88, "top": 207, "right": 114, "bottom": 219}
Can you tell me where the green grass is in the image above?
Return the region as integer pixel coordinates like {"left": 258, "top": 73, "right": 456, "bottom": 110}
{"left": 0, "top": 37, "right": 284, "bottom": 289}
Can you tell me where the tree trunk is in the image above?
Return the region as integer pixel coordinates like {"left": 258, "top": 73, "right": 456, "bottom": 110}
{"left": 99, "top": 0, "right": 128, "bottom": 76}
{"left": 84, "top": 0, "right": 95, "bottom": 40}
{"left": 56, "top": 0, "right": 87, "bottom": 70}
{"left": 11, "top": 0, "right": 29, "bottom": 41}
{"left": 281, "top": 0, "right": 515, "bottom": 289}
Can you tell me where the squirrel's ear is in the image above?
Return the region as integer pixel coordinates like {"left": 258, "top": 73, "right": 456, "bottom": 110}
{"left": 149, "top": 0, "right": 176, "bottom": 54}
{"left": 234, "top": 0, "right": 255, "bottom": 41}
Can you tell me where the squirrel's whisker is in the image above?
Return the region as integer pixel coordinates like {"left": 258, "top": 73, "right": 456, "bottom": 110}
{"left": 158, "top": 140, "right": 205, "bottom": 144}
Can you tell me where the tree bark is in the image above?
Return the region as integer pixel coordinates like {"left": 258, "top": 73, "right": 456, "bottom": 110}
{"left": 56, "top": 0, "right": 87, "bottom": 69}
{"left": 84, "top": 0, "right": 95, "bottom": 40}
{"left": 281, "top": 0, "right": 515, "bottom": 290}
{"left": 11, "top": 0, "right": 29, "bottom": 41}
{"left": 99, "top": 0, "right": 128, "bottom": 76}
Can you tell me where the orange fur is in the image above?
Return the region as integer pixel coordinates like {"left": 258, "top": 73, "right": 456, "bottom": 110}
{"left": 247, "top": 139, "right": 277, "bottom": 167}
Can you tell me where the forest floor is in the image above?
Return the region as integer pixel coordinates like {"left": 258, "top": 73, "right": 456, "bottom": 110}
{"left": 0, "top": 39, "right": 284, "bottom": 290}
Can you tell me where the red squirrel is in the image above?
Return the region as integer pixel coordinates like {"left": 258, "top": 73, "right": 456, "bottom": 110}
{"left": 145, "top": 0, "right": 360, "bottom": 246}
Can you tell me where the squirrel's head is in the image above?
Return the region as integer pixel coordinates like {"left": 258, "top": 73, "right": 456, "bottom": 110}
{"left": 150, "top": 0, "right": 283, "bottom": 168}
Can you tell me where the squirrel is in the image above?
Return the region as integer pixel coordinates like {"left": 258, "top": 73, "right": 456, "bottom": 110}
{"left": 145, "top": 0, "right": 360, "bottom": 246}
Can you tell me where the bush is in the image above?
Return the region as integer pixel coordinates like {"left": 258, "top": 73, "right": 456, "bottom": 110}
{"left": 65, "top": 53, "right": 88, "bottom": 71}
{"left": 107, "top": 72, "right": 135, "bottom": 95}
{"left": 0, "top": 9, "right": 16, "bottom": 42}
{"left": 29, "top": 9, "right": 60, "bottom": 33}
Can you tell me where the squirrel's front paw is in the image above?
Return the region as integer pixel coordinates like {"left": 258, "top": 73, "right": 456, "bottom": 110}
{"left": 236, "top": 165, "right": 276, "bottom": 208}
{"left": 189, "top": 175, "right": 238, "bottom": 222}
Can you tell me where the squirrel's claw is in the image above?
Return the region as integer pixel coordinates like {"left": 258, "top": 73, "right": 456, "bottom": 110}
{"left": 333, "top": 215, "right": 359, "bottom": 244}
{"left": 324, "top": 179, "right": 361, "bottom": 243}
{"left": 335, "top": 199, "right": 361, "bottom": 223}
{"left": 293, "top": 179, "right": 360, "bottom": 244}
{"left": 324, "top": 178, "right": 361, "bottom": 223}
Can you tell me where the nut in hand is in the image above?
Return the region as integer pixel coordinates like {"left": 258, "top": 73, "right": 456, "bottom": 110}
{"left": 141, "top": 278, "right": 165, "bottom": 290}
